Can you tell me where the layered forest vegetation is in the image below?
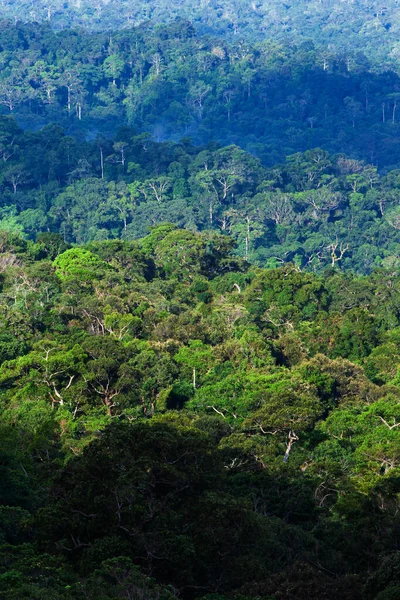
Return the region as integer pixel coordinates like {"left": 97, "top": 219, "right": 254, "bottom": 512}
{"left": 3, "top": 0, "right": 400, "bottom": 60}
{"left": 1, "top": 1, "right": 400, "bottom": 599}
{"left": 2, "top": 19, "right": 400, "bottom": 167}
{"left": 1, "top": 20, "right": 400, "bottom": 273}
{"left": 1, "top": 228, "right": 400, "bottom": 599}
{"left": 1, "top": 116, "right": 400, "bottom": 273}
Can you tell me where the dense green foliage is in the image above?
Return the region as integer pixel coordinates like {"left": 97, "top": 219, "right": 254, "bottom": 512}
{"left": 2, "top": 19, "right": 400, "bottom": 168}
{"left": 1, "top": 115, "right": 400, "bottom": 273}
{"left": 1, "top": 228, "right": 400, "bottom": 598}
{"left": 3, "top": 2, "right": 400, "bottom": 598}
{"left": 2, "top": 0, "right": 400, "bottom": 62}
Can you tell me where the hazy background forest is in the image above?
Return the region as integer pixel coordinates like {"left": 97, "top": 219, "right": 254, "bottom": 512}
{"left": 0, "top": 14, "right": 400, "bottom": 270}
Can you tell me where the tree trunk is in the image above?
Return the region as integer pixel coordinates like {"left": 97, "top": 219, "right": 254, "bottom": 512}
{"left": 100, "top": 147, "right": 104, "bottom": 179}
{"left": 283, "top": 431, "right": 299, "bottom": 462}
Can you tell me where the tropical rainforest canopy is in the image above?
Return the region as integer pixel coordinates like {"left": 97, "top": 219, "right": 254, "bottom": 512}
{"left": 1, "top": 2, "right": 400, "bottom": 599}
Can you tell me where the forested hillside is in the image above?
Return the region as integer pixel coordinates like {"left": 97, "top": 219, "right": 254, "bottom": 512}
{"left": 2, "top": 2, "right": 400, "bottom": 599}
{"left": 2, "top": 20, "right": 400, "bottom": 168}
{"left": 2, "top": 0, "right": 400, "bottom": 63}
{"left": 1, "top": 227, "right": 400, "bottom": 599}
{"left": 0, "top": 115, "right": 400, "bottom": 273}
